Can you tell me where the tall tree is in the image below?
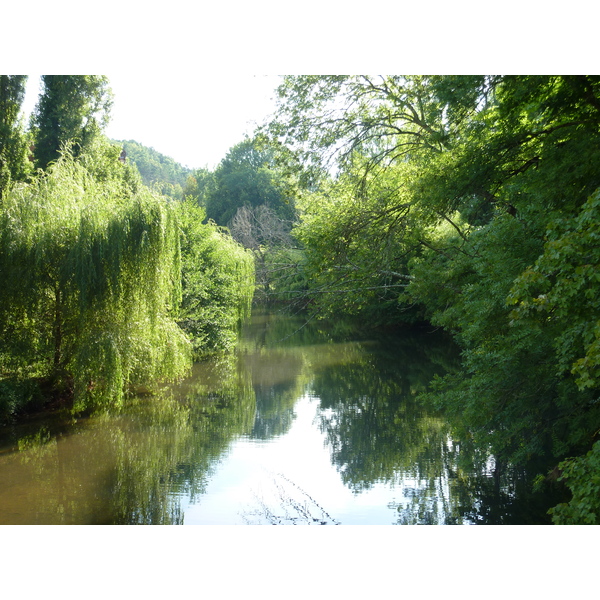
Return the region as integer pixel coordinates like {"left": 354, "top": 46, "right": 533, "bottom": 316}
{"left": 0, "top": 75, "right": 31, "bottom": 197}
{"left": 31, "top": 75, "right": 113, "bottom": 171}
{"left": 205, "top": 138, "right": 295, "bottom": 226}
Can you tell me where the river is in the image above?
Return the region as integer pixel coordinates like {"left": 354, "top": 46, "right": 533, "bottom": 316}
{"left": 0, "top": 308, "right": 560, "bottom": 524}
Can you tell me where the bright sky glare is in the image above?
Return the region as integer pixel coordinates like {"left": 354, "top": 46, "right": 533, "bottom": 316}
{"left": 22, "top": 74, "right": 282, "bottom": 171}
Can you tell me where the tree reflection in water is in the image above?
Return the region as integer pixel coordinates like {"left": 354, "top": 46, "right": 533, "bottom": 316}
{"left": 0, "top": 309, "right": 566, "bottom": 524}
{"left": 0, "top": 351, "right": 257, "bottom": 524}
{"left": 310, "top": 326, "right": 563, "bottom": 524}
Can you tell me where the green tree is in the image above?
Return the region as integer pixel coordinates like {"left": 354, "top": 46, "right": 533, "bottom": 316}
{"left": 176, "top": 199, "right": 254, "bottom": 358}
{"left": 291, "top": 160, "right": 425, "bottom": 322}
{"left": 268, "top": 76, "right": 497, "bottom": 323}
{"left": 549, "top": 441, "right": 600, "bottom": 524}
{"left": 0, "top": 144, "right": 190, "bottom": 415}
{"left": 1, "top": 131, "right": 256, "bottom": 419}
{"left": 183, "top": 167, "right": 215, "bottom": 207}
{"left": 407, "top": 77, "right": 600, "bottom": 466}
{"left": 205, "top": 137, "right": 295, "bottom": 226}
{"left": 31, "top": 75, "right": 113, "bottom": 171}
{"left": 269, "top": 75, "right": 600, "bottom": 519}
{"left": 0, "top": 75, "right": 31, "bottom": 197}
{"left": 204, "top": 137, "right": 299, "bottom": 303}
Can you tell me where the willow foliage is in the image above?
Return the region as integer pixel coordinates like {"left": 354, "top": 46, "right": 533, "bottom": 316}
{"left": 0, "top": 151, "right": 191, "bottom": 412}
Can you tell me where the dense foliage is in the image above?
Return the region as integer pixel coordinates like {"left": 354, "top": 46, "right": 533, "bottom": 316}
{"left": 31, "top": 76, "right": 113, "bottom": 171}
{"left": 110, "top": 137, "right": 301, "bottom": 305}
{"left": 0, "top": 75, "right": 31, "bottom": 197}
{"left": 0, "top": 144, "right": 189, "bottom": 412}
{"left": 177, "top": 199, "right": 254, "bottom": 357}
{"left": 197, "top": 137, "right": 299, "bottom": 302}
{"left": 205, "top": 138, "right": 295, "bottom": 226}
{"left": 0, "top": 76, "right": 255, "bottom": 420}
{"left": 267, "top": 75, "right": 600, "bottom": 522}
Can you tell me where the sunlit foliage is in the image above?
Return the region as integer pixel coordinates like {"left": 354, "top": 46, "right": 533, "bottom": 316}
{"left": 1, "top": 106, "right": 256, "bottom": 418}
{"left": 0, "top": 75, "right": 31, "bottom": 197}
{"left": 177, "top": 199, "right": 254, "bottom": 357}
{"left": 0, "top": 148, "right": 190, "bottom": 413}
{"left": 31, "top": 76, "right": 113, "bottom": 171}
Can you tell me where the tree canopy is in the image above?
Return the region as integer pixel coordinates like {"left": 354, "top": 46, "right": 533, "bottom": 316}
{"left": 267, "top": 75, "right": 600, "bottom": 523}
{"left": 205, "top": 137, "right": 295, "bottom": 226}
{"left": 0, "top": 75, "right": 31, "bottom": 196}
{"left": 31, "top": 75, "right": 113, "bottom": 171}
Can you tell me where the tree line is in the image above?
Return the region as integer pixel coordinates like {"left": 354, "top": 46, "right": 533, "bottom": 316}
{"left": 3, "top": 74, "right": 599, "bottom": 523}
{"left": 114, "top": 139, "right": 192, "bottom": 200}
{"left": 256, "top": 75, "right": 600, "bottom": 524}
{"left": 0, "top": 75, "right": 254, "bottom": 418}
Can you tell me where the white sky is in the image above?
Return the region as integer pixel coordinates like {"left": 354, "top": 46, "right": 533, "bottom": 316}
{"left": 12, "top": 3, "right": 593, "bottom": 174}
{"left": 22, "top": 74, "right": 282, "bottom": 171}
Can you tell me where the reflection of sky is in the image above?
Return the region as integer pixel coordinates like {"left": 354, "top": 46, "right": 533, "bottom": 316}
{"left": 179, "top": 394, "right": 403, "bottom": 525}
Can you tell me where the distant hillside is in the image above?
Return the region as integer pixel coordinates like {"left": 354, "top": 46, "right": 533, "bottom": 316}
{"left": 112, "top": 139, "right": 192, "bottom": 200}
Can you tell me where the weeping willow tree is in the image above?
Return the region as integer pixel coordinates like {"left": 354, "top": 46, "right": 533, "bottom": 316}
{"left": 0, "top": 149, "right": 192, "bottom": 413}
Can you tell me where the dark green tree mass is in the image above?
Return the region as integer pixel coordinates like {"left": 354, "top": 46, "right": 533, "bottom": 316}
{"left": 205, "top": 137, "right": 295, "bottom": 226}
{"left": 0, "top": 75, "right": 31, "bottom": 197}
{"left": 31, "top": 75, "right": 113, "bottom": 171}
{"left": 268, "top": 75, "right": 600, "bottom": 523}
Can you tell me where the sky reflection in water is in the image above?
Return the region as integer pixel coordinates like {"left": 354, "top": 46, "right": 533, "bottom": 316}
{"left": 180, "top": 394, "right": 406, "bottom": 525}
{"left": 0, "top": 309, "right": 557, "bottom": 525}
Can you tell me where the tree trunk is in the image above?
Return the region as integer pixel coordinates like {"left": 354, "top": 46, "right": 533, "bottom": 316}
{"left": 53, "top": 286, "right": 62, "bottom": 369}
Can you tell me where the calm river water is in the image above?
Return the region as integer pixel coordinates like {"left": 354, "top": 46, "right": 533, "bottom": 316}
{"left": 0, "top": 309, "right": 559, "bottom": 524}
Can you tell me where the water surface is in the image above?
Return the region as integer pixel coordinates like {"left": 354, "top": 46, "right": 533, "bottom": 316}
{"left": 0, "top": 309, "right": 557, "bottom": 524}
